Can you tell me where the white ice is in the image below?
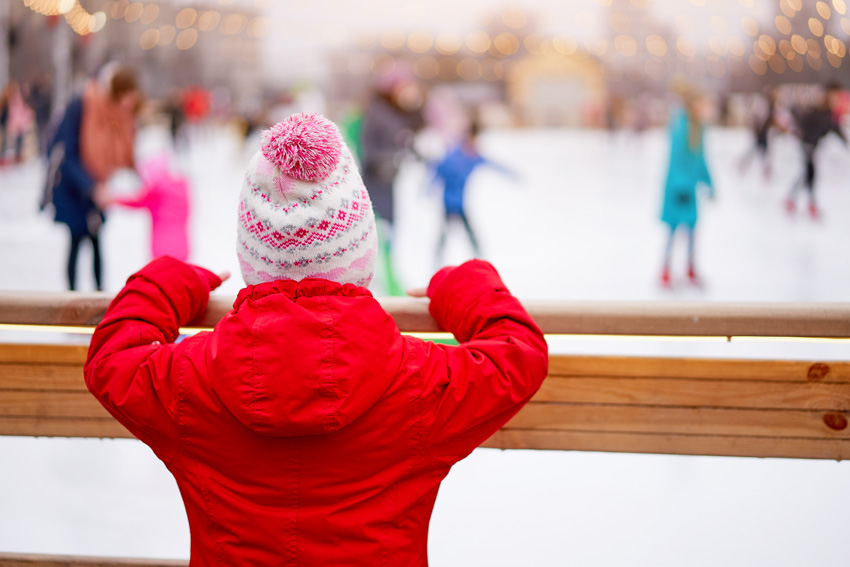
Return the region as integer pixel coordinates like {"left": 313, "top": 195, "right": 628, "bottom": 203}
{"left": 1, "top": 124, "right": 849, "bottom": 566}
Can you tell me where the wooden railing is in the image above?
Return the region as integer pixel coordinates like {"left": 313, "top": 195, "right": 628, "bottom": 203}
{"left": 1, "top": 291, "right": 849, "bottom": 566}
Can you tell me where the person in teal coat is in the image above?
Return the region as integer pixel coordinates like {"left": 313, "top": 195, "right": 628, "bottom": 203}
{"left": 660, "top": 92, "right": 714, "bottom": 287}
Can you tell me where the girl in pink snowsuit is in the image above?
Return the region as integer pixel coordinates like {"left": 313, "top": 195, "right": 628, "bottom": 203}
{"left": 114, "top": 153, "right": 191, "bottom": 261}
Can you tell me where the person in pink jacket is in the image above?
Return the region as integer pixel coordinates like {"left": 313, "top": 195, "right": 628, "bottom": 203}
{"left": 85, "top": 114, "right": 548, "bottom": 566}
{"left": 112, "top": 153, "right": 190, "bottom": 261}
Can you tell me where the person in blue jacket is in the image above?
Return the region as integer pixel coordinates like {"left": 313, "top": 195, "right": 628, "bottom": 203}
{"left": 432, "top": 121, "right": 514, "bottom": 266}
{"left": 42, "top": 66, "right": 139, "bottom": 291}
{"left": 660, "top": 89, "right": 714, "bottom": 287}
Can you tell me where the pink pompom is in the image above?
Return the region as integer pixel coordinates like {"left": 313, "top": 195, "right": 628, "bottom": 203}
{"left": 261, "top": 113, "right": 342, "bottom": 182}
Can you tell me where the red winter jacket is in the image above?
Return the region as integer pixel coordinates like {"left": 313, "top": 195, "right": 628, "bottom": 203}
{"left": 85, "top": 256, "right": 548, "bottom": 566}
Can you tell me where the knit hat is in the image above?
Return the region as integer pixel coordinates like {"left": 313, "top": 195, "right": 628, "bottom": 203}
{"left": 237, "top": 113, "right": 377, "bottom": 287}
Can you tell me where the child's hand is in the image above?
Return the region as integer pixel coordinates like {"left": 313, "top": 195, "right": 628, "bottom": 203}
{"left": 218, "top": 271, "right": 231, "bottom": 283}
{"left": 406, "top": 287, "right": 428, "bottom": 298}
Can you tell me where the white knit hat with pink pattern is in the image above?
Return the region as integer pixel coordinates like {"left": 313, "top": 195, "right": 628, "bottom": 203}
{"left": 236, "top": 113, "right": 377, "bottom": 288}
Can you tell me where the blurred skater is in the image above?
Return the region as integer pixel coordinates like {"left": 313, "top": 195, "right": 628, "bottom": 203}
{"left": 660, "top": 89, "right": 714, "bottom": 288}
{"left": 0, "top": 80, "right": 34, "bottom": 165}
{"left": 737, "top": 88, "right": 779, "bottom": 181}
{"left": 45, "top": 65, "right": 140, "bottom": 291}
{"left": 360, "top": 74, "right": 424, "bottom": 295}
{"left": 785, "top": 82, "right": 848, "bottom": 219}
{"left": 431, "top": 121, "right": 514, "bottom": 266}
{"left": 110, "top": 153, "right": 190, "bottom": 261}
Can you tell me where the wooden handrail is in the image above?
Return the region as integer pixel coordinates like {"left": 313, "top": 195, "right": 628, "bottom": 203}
{"left": 0, "top": 552, "right": 186, "bottom": 567}
{"left": 1, "top": 291, "right": 849, "bottom": 337}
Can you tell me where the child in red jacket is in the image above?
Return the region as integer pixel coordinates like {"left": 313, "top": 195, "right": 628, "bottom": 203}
{"left": 85, "top": 113, "right": 548, "bottom": 566}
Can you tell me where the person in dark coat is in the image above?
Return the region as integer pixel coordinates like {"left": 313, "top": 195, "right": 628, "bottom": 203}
{"left": 360, "top": 77, "right": 424, "bottom": 295}
{"left": 46, "top": 66, "right": 140, "bottom": 290}
{"left": 786, "top": 82, "right": 848, "bottom": 219}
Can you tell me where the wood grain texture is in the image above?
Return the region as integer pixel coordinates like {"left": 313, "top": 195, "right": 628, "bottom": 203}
{"left": 536, "top": 376, "right": 850, "bottom": 410}
{"left": 547, "top": 356, "right": 850, "bottom": 382}
{"left": 2, "top": 292, "right": 850, "bottom": 337}
{"left": 0, "top": 416, "right": 133, "bottom": 439}
{"left": 0, "top": 552, "right": 185, "bottom": 567}
{"left": 481, "top": 429, "right": 850, "bottom": 460}
{"left": 506, "top": 403, "right": 850, "bottom": 439}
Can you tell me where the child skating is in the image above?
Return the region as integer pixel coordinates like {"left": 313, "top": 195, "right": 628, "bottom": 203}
{"left": 110, "top": 152, "right": 191, "bottom": 261}
{"left": 84, "top": 113, "right": 547, "bottom": 566}
{"left": 431, "top": 121, "right": 515, "bottom": 266}
{"left": 659, "top": 89, "right": 714, "bottom": 288}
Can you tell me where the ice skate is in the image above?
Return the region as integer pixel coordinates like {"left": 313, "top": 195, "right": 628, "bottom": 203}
{"left": 687, "top": 265, "right": 702, "bottom": 288}
{"left": 784, "top": 199, "right": 795, "bottom": 215}
{"left": 808, "top": 203, "right": 820, "bottom": 220}
{"left": 660, "top": 267, "right": 672, "bottom": 289}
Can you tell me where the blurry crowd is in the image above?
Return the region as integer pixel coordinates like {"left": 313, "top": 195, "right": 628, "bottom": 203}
{"left": 1, "top": 62, "right": 847, "bottom": 294}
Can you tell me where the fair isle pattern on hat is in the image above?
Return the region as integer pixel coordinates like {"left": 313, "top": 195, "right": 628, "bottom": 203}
{"left": 237, "top": 113, "right": 378, "bottom": 288}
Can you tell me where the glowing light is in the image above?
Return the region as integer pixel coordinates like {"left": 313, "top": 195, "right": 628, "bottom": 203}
{"left": 139, "top": 4, "right": 158, "bottom": 24}
{"left": 139, "top": 28, "right": 160, "bottom": 49}
{"left": 825, "top": 34, "right": 846, "bottom": 57}
{"left": 176, "top": 28, "right": 198, "bottom": 50}
{"left": 465, "top": 30, "right": 491, "bottom": 53}
{"left": 524, "top": 33, "right": 548, "bottom": 55}
{"left": 645, "top": 35, "right": 668, "bottom": 58}
{"left": 807, "top": 38, "right": 823, "bottom": 58}
{"left": 438, "top": 56, "right": 458, "bottom": 80}
{"left": 727, "top": 37, "right": 746, "bottom": 57}
{"left": 110, "top": 0, "right": 128, "bottom": 19}
{"left": 817, "top": 1, "right": 832, "bottom": 18}
{"left": 57, "top": 0, "right": 75, "bottom": 14}
{"left": 222, "top": 13, "right": 246, "bottom": 35}
{"left": 788, "top": 54, "right": 804, "bottom": 71}
{"left": 88, "top": 11, "right": 106, "bottom": 32}
{"left": 247, "top": 16, "right": 269, "bottom": 38}
{"left": 843, "top": 17, "right": 850, "bottom": 34}
{"left": 768, "top": 54, "right": 786, "bottom": 73}
{"left": 553, "top": 35, "right": 578, "bottom": 55}
{"left": 709, "top": 36, "right": 727, "bottom": 56}
{"left": 788, "top": 0, "right": 803, "bottom": 8}
{"left": 158, "top": 24, "right": 175, "bottom": 45}
{"left": 827, "top": 51, "right": 843, "bottom": 66}
{"left": 808, "top": 53, "right": 823, "bottom": 69}
{"left": 758, "top": 35, "right": 777, "bottom": 55}
{"left": 834, "top": 0, "right": 847, "bottom": 15}
{"left": 457, "top": 58, "right": 482, "bottom": 81}
{"left": 779, "top": 0, "right": 796, "bottom": 17}
{"left": 481, "top": 59, "right": 505, "bottom": 81}
{"left": 407, "top": 30, "right": 433, "bottom": 53}
{"left": 741, "top": 16, "right": 758, "bottom": 36}
{"left": 779, "top": 39, "right": 794, "bottom": 58}
{"left": 676, "top": 36, "right": 697, "bottom": 58}
{"left": 809, "top": 18, "right": 824, "bottom": 37}
{"left": 749, "top": 54, "right": 767, "bottom": 74}
{"left": 435, "top": 33, "right": 461, "bottom": 55}
{"left": 125, "top": 2, "right": 143, "bottom": 22}
{"left": 175, "top": 8, "right": 196, "bottom": 29}
{"left": 494, "top": 32, "right": 520, "bottom": 56}
{"left": 198, "top": 11, "right": 221, "bottom": 31}
{"left": 614, "top": 34, "right": 637, "bottom": 56}
{"left": 775, "top": 15, "right": 792, "bottom": 35}
{"left": 413, "top": 56, "right": 439, "bottom": 79}
{"left": 502, "top": 8, "right": 527, "bottom": 28}
{"left": 380, "top": 29, "right": 405, "bottom": 50}
{"left": 791, "top": 34, "right": 807, "bottom": 54}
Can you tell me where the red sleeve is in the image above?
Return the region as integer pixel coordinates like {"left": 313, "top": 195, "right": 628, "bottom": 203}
{"left": 84, "top": 255, "right": 221, "bottom": 462}
{"left": 415, "top": 260, "right": 548, "bottom": 465}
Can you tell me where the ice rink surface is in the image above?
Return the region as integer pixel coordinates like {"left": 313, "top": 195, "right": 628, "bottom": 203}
{"left": 1, "top": 124, "right": 849, "bottom": 565}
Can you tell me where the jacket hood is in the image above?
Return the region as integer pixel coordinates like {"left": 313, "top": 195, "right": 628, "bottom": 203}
{"left": 208, "top": 279, "right": 404, "bottom": 437}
